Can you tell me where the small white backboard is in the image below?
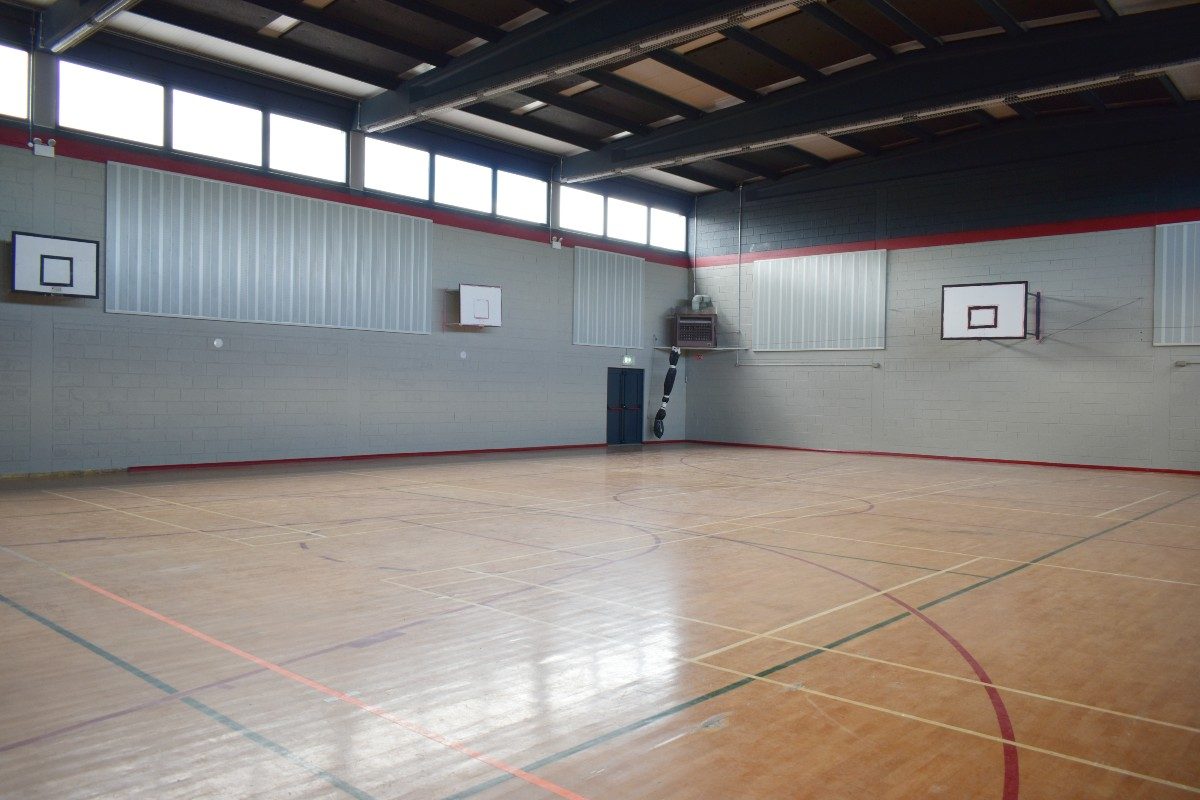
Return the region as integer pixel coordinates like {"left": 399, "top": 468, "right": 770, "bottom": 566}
{"left": 459, "top": 284, "right": 502, "bottom": 327}
{"left": 942, "top": 281, "right": 1027, "bottom": 340}
{"left": 11, "top": 231, "right": 100, "bottom": 298}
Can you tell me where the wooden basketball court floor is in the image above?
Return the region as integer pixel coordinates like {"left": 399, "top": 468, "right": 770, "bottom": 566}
{"left": 1, "top": 443, "right": 1198, "bottom": 799}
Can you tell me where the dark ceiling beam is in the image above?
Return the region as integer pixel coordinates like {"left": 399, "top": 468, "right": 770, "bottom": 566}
{"left": 1160, "top": 75, "right": 1187, "bottom": 106}
{"left": 462, "top": 102, "right": 602, "bottom": 150}
{"left": 717, "top": 155, "right": 782, "bottom": 180}
{"left": 525, "top": 0, "right": 569, "bottom": 12}
{"left": 1008, "top": 100, "right": 1036, "bottom": 120}
{"left": 969, "top": 109, "right": 997, "bottom": 126}
{"left": 1091, "top": 0, "right": 1118, "bottom": 21}
{"left": 650, "top": 50, "right": 759, "bottom": 103}
{"left": 560, "top": 5, "right": 1200, "bottom": 181}
{"left": 520, "top": 87, "right": 654, "bottom": 135}
{"left": 900, "top": 122, "right": 935, "bottom": 143}
{"left": 787, "top": 145, "right": 830, "bottom": 167}
{"left": 133, "top": 4, "right": 396, "bottom": 86}
{"left": 860, "top": 0, "right": 940, "bottom": 49}
{"left": 721, "top": 25, "right": 826, "bottom": 83}
{"left": 972, "top": 0, "right": 1025, "bottom": 35}
{"left": 580, "top": 70, "right": 705, "bottom": 120}
{"left": 830, "top": 133, "right": 880, "bottom": 157}
{"left": 805, "top": 3, "right": 893, "bottom": 62}
{"left": 1080, "top": 90, "right": 1107, "bottom": 111}
{"left": 246, "top": 0, "right": 448, "bottom": 66}
{"left": 660, "top": 164, "right": 739, "bottom": 192}
{"left": 749, "top": 103, "right": 1200, "bottom": 200}
{"left": 380, "top": 0, "right": 504, "bottom": 42}
{"left": 358, "top": 0, "right": 804, "bottom": 132}
{"left": 39, "top": 0, "right": 142, "bottom": 52}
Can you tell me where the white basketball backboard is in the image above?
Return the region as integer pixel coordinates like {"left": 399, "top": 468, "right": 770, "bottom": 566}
{"left": 11, "top": 231, "right": 100, "bottom": 298}
{"left": 942, "top": 281, "right": 1028, "bottom": 340}
{"left": 459, "top": 284, "right": 502, "bottom": 327}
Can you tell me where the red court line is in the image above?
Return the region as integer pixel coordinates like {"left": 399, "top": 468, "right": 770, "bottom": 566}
{"left": 127, "top": 440, "right": 686, "bottom": 472}
{"left": 66, "top": 575, "right": 591, "bottom": 800}
{"left": 740, "top": 541, "right": 1019, "bottom": 800}
{"left": 689, "top": 440, "right": 1200, "bottom": 477}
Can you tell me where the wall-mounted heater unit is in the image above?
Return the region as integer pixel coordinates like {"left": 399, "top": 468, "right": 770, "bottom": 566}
{"left": 672, "top": 312, "right": 718, "bottom": 348}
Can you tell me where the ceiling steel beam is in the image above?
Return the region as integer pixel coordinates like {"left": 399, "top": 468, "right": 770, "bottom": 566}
{"left": 1091, "top": 0, "right": 1118, "bottom": 21}
{"left": 246, "top": 0, "right": 448, "bottom": 66}
{"left": 717, "top": 155, "right": 782, "bottom": 180}
{"left": 580, "top": 70, "right": 706, "bottom": 120}
{"left": 358, "top": 0, "right": 812, "bottom": 133}
{"left": 972, "top": 0, "right": 1024, "bottom": 35}
{"left": 650, "top": 50, "right": 760, "bottom": 103}
{"left": 559, "top": 5, "right": 1200, "bottom": 182}
{"left": 39, "top": 0, "right": 142, "bottom": 52}
{"left": 721, "top": 25, "right": 826, "bottom": 83}
{"left": 1160, "top": 75, "right": 1187, "bottom": 106}
{"left": 520, "top": 86, "right": 655, "bottom": 135}
{"left": 379, "top": 1, "right": 504, "bottom": 42}
{"left": 660, "top": 164, "right": 739, "bottom": 192}
{"left": 749, "top": 103, "right": 1200, "bottom": 200}
{"left": 134, "top": 3, "right": 397, "bottom": 86}
{"left": 806, "top": 3, "right": 893, "bottom": 62}
{"left": 860, "top": 0, "right": 940, "bottom": 49}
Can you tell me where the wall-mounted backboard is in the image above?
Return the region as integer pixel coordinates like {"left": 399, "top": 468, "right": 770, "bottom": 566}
{"left": 942, "top": 281, "right": 1027, "bottom": 339}
{"left": 11, "top": 231, "right": 100, "bottom": 298}
{"left": 459, "top": 284, "right": 501, "bottom": 327}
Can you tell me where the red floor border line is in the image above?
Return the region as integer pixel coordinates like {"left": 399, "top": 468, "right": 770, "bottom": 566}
{"left": 687, "top": 439, "right": 1200, "bottom": 477}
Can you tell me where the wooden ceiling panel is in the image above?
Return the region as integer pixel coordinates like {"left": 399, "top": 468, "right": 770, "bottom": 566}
{"left": 525, "top": 104, "right": 624, "bottom": 140}
{"left": 887, "top": 0, "right": 1000, "bottom": 36}
{"left": 433, "top": 0, "right": 538, "bottom": 28}
{"left": 683, "top": 38, "right": 797, "bottom": 93}
{"left": 1000, "top": 0, "right": 1096, "bottom": 21}
{"left": 1093, "top": 77, "right": 1174, "bottom": 108}
{"left": 750, "top": 11, "right": 869, "bottom": 71}
{"left": 827, "top": 0, "right": 918, "bottom": 47}
{"left": 612, "top": 59, "right": 741, "bottom": 112}
{"left": 567, "top": 85, "right": 683, "bottom": 127}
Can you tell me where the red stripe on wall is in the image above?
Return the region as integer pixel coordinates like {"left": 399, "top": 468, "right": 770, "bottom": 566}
{"left": 0, "top": 127, "right": 691, "bottom": 268}
{"left": 693, "top": 209, "right": 1200, "bottom": 267}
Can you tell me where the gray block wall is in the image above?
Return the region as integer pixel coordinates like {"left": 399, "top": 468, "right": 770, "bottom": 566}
{"left": 688, "top": 230, "right": 1200, "bottom": 470}
{"left": 0, "top": 146, "right": 689, "bottom": 474}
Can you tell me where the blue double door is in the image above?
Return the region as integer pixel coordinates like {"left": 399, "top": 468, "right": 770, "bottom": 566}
{"left": 606, "top": 368, "right": 644, "bottom": 445}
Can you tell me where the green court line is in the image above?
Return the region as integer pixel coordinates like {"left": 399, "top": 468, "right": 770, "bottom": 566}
{"left": 443, "top": 489, "right": 1200, "bottom": 800}
{"left": 0, "top": 592, "right": 377, "bottom": 800}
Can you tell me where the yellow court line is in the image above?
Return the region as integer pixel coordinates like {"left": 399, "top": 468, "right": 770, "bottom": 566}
{"left": 103, "top": 487, "right": 328, "bottom": 539}
{"left": 39, "top": 491, "right": 256, "bottom": 549}
{"left": 903, "top": 495, "right": 1200, "bottom": 530}
{"left": 741, "top": 524, "right": 1200, "bottom": 588}
{"left": 404, "top": 576, "right": 1200, "bottom": 795}
{"left": 687, "top": 557, "right": 985, "bottom": 662}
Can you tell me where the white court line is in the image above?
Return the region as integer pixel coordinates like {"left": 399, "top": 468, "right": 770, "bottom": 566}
{"left": 404, "top": 570, "right": 1200, "bottom": 795}
{"left": 104, "top": 487, "right": 327, "bottom": 539}
{"left": 1095, "top": 490, "right": 1171, "bottom": 518}
{"left": 38, "top": 491, "right": 255, "bottom": 548}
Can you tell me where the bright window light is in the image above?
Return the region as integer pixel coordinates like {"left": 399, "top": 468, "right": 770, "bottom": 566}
{"left": 434, "top": 155, "right": 492, "bottom": 213}
{"left": 650, "top": 208, "right": 687, "bottom": 251}
{"left": 269, "top": 113, "right": 346, "bottom": 183}
{"left": 365, "top": 137, "right": 429, "bottom": 200}
{"left": 607, "top": 197, "right": 648, "bottom": 244}
{"left": 559, "top": 186, "right": 604, "bottom": 236}
{"left": 496, "top": 170, "right": 547, "bottom": 224}
{"left": 59, "top": 61, "right": 163, "bottom": 145}
{"left": 0, "top": 44, "right": 29, "bottom": 119}
{"left": 172, "top": 89, "right": 262, "bottom": 166}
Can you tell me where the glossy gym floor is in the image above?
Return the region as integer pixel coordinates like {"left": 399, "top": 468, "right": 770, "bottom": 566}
{"left": 1, "top": 444, "right": 1198, "bottom": 799}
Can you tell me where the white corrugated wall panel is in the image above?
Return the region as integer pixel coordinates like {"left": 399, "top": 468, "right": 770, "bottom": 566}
{"left": 572, "top": 246, "right": 644, "bottom": 348}
{"left": 1155, "top": 222, "right": 1200, "bottom": 346}
{"left": 106, "top": 163, "right": 431, "bottom": 334}
{"left": 753, "top": 249, "right": 887, "bottom": 351}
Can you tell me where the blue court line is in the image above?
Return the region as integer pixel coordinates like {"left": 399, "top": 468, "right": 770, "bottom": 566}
{"left": 0, "top": 592, "right": 377, "bottom": 800}
{"left": 442, "top": 489, "right": 1200, "bottom": 799}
